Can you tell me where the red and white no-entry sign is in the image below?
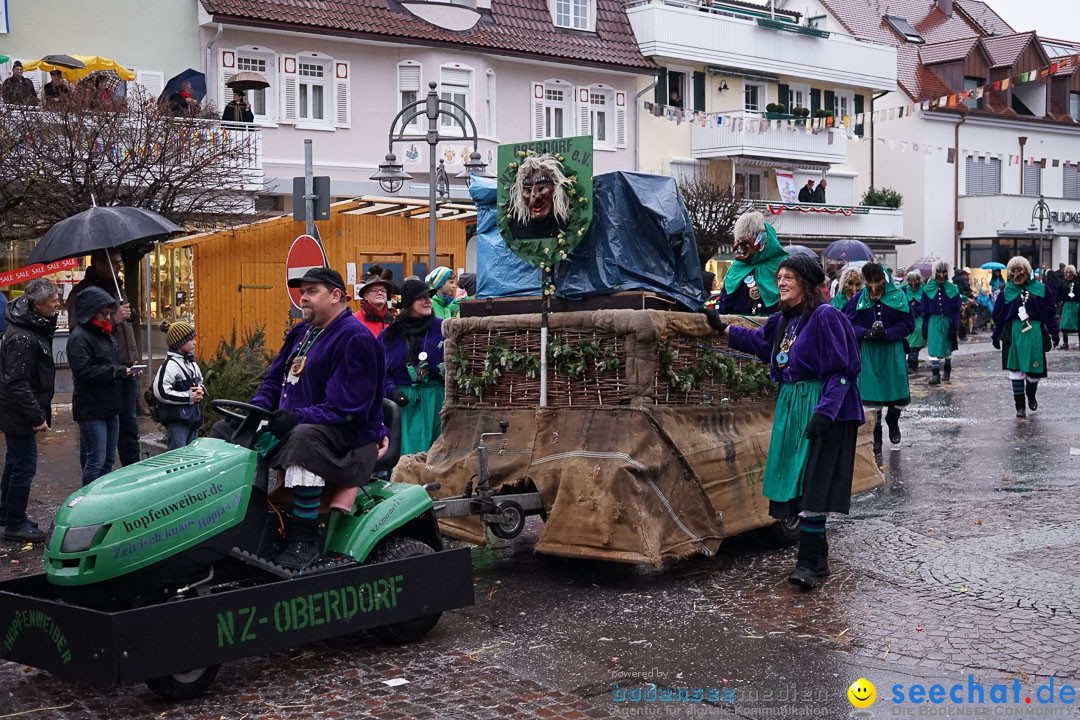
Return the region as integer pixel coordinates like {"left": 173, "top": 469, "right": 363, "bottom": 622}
{"left": 286, "top": 234, "right": 328, "bottom": 310}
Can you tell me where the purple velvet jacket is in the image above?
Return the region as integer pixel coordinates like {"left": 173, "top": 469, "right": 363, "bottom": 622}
{"left": 843, "top": 292, "right": 916, "bottom": 345}
{"left": 728, "top": 303, "right": 865, "bottom": 423}
{"left": 990, "top": 283, "right": 1060, "bottom": 342}
{"left": 380, "top": 317, "right": 445, "bottom": 395}
{"left": 920, "top": 286, "right": 962, "bottom": 331}
{"left": 251, "top": 308, "right": 387, "bottom": 447}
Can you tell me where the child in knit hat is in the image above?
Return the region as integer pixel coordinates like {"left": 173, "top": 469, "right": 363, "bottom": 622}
{"left": 152, "top": 320, "right": 205, "bottom": 450}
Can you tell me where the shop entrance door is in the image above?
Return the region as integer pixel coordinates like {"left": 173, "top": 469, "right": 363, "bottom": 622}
{"left": 239, "top": 262, "right": 281, "bottom": 340}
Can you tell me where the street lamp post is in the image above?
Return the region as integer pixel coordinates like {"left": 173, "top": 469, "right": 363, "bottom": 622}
{"left": 371, "top": 81, "right": 493, "bottom": 274}
{"left": 1027, "top": 195, "right": 1055, "bottom": 267}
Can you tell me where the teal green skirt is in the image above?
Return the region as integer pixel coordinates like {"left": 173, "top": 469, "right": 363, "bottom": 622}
{"left": 763, "top": 380, "right": 822, "bottom": 504}
{"left": 398, "top": 379, "right": 445, "bottom": 456}
{"left": 858, "top": 341, "right": 909, "bottom": 405}
{"left": 1061, "top": 303, "right": 1079, "bottom": 332}
{"left": 1007, "top": 319, "right": 1045, "bottom": 375}
{"left": 926, "top": 314, "right": 954, "bottom": 359}
{"left": 906, "top": 323, "right": 925, "bottom": 350}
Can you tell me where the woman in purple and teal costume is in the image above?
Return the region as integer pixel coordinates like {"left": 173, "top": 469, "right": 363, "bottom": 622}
{"left": 713, "top": 212, "right": 788, "bottom": 317}
{"left": 844, "top": 263, "right": 914, "bottom": 453}
{"left": 1059, "top": 265, "right": 1078, "bottom": 350}
{"left": 991, "top": 256, "right": 1059, "bottom": 418}
{"left": 703, "top": 254, "right": 864, "bottom": 591}
{"left": 920, "top": 260, "right": 962, "bottom": 386}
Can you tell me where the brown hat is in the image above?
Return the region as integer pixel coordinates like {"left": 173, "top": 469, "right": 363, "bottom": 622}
{"left": 358, "top": 275, "right": 393, "bottom": 298}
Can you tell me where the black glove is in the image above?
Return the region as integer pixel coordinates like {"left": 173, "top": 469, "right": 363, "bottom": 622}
{"left": 992, "top": 337, "right": 1001, "bottom": 350}
{"left": 1052, "top": 333, "right": 1060, "bottom": 349}
{"left": 266, "top": 409, "right": 298, "bottom": 438}
{"left": 870, "top": 324, "right": 887, "bottom": 342}
{"left": 804, "top": 413, "right": 832, "bottom": 442}
{"left": 702, "top": 308, "right": 727, "bottom": 335}
{"left": 390, "top": 388, "right": 410, "bottom": 407}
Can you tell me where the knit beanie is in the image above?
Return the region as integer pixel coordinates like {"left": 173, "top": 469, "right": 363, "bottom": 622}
{"left": 162, "top": 320, "right": 196, "bottom": 351}
{"left": 778, "top": 254, "right": 825, "bottom": 288}
{"left": 425, "top": 266, "right": 453, "bottom": 291}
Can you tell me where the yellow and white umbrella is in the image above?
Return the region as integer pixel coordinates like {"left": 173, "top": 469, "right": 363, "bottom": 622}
{"left": 23, "top": 54, "right": 135, "bottom": 82}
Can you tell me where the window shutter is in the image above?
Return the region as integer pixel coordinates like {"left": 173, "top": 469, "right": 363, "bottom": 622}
{"left": 615, "top": 91, "right": 627, "bottom": 148}
{"left": 220, "top": 49, "right": 237, "bottom": 110}
{"left": 134, "top": 69, "right": 165, "bottom": 101}
{"left": 655, "top": 68, "right": 667, "bottom": 105}
{"left": 398, "top": 63, "right": 421, "bottom": 93}
{"left": 1023, "top": 163, "right": 1040, "bottom": 196}
{"left": 810, "top": 87, "right": 821, "bottom": 112}
{"left": 441, "top": 66, "right": 471, "bottom": 88}
{"left": 577, "top": 87, "right": 591, "bottom": 137}
{"left": 824, "top": 90, "right": 835, "bottom": 114}
{"left": 776, "top": 83, "right": 788, "bottom": 112}
{"left": 334, "top": 60, "right": 350, "bottom": 127}
{"left": 1065, "top": 165, "right": 1080, "bottom": 200}
{"left": 280, "top": 54, "right": 298, "bottom": 123}
{"left": 966, "top": 157, "right": 1002, "bottom": 195}
{"left": 532, "top": 82, "right": 545, "bottom": 141}
{"left": 693, "top": 71, "right": 706, "bottom": 113}
{"left": 854, "top": 94, "right": 865, "bottom": 136}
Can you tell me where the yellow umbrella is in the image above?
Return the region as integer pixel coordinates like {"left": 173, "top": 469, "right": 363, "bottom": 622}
{"left": 24, "top": 54, "right": 135, "bottom": 81}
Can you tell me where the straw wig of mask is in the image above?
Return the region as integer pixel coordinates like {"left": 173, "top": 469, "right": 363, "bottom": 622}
{"left": 508, "top": 153, "right": 573, "bottom": 226}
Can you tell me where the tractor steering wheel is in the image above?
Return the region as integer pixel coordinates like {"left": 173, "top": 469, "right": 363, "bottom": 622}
{"left": 209, "top": 399, "right": 275, "bottom": 422}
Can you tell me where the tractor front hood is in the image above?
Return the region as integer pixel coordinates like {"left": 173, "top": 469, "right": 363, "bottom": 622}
{"left": 45, "top": 438, "right": 257, "bottom": 586}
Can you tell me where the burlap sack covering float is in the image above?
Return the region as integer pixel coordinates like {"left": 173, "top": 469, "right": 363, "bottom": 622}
{"left": 392, "top": 309, "right": 884, "bottom": 566}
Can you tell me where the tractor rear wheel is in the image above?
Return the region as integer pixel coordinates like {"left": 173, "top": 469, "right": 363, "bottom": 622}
{"left": 369, "top": 537, "right": 442, "bottom": 644}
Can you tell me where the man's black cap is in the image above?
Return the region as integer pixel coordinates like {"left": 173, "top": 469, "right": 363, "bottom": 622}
{"left": 287, "top": 266, "right": 347, "bottom": 295}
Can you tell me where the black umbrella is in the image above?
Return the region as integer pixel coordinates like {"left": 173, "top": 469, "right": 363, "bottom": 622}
{"left": 158, "top": 68, "right": 207, "bottom": 103}
{"left": 29, "top": 205, "right": 182, "bottom": 295}
{"left": 38, "top": 54, "right": 87, "bottom": 70}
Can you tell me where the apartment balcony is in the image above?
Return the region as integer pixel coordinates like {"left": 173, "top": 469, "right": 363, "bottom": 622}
{"left": 625, "top": 0, "right": 897, "bottom": 91}
{"left": 692, "top": 113, "right": 846, "bottom": 164}
{"left": 751, "top": 202, "right": 905, "bottom": 245}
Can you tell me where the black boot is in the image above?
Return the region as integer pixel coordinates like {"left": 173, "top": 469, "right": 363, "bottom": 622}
{"left": 872, "top": 417, "right": 883, "bottom": 454}
{"left": 907, "top": 355, "right": 919, "bottom": 373}
{"left": 885, "top": 406, "right": 902, "bottom": 444}
{"left": 818, "top": 531, "right": 830, "bottom": 578}
{"left": 788, "top": 530, "right": 826, "bottom": 590}
{"left": 274, "top": 515, "right": 323, "bottom": 571}
{"left": 1015, "top": 393, "right": 1026, "bottom": 418}
{"left": 943, "top": 359, "right": 952, "bottom": 383}
{"left": 928, "top": 366, "right": 941, "bottom": 386}
{"left": 1063, "top": 333, "right": 1070, "bottom": 350}
{"left": 1026, "top": 381, "right": 1038, "bottom": 412}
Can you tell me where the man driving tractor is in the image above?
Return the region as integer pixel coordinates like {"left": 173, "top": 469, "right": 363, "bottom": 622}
{"left": 216, "top": 267, "right": 389, "bottom": 570}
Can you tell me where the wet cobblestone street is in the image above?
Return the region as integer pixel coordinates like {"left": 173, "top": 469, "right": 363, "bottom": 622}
{"left": 2, "top": 341, "right": 1079, "bottom": 718}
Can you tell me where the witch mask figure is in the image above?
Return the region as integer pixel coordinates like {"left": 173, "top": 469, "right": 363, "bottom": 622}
{"left": 507, "top": 154, "right": 573, "bottom": 239}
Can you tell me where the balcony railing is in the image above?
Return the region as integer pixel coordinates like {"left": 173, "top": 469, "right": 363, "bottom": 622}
{"left": 692, "top": 112, "right": 847, "bottom": 164}
{"left": 625, "top": 0, "right": 897, "bottom": 91}
{"left": 752, "top": 201, "right": 904, "bottom": 240}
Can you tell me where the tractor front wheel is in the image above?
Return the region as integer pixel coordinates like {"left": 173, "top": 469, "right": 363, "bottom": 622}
{"left": 369, "top": 537, "right": 442, "bottom": 644}
{"left": 145, "top": 664, "right": 221, "bottom": 700}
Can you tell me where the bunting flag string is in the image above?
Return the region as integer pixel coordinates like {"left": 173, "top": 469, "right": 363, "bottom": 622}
{"left": 765, "top": 204, "right": 857, "bottom": 216}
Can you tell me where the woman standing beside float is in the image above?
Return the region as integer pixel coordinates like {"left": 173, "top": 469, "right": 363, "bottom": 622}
{"left": 903, "top": 270, "right": 926, "bottom": 372}
{"left": 920, "top": 260, "right": 962, "bottom": 386}
{"left": 844, "top": 263, "right": 914, "bottom": 453}
{"left": 991, "top": 257, "right": 1059, "bottom": 418}
{"left": 1059, "top": 265, "right": 1079, "bottom": 350}
{"left": 704, "top": 255, "right": 864, "bottom": 591}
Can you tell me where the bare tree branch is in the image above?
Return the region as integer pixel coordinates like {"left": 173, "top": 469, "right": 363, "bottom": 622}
{"left": 678, "top": 177, "right": 751, "bottom": 270}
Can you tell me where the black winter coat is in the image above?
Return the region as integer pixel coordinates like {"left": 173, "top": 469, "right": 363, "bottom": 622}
{"left": 0, "top": 296, "right": 57, "bottom": 435}
{"left": 68, "top": 286, "right": 129, "bottom": 422}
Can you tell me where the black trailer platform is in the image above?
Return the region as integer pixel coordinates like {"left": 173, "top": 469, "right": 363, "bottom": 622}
{"left": 0, "top": 548, "right": 473, "bottom": 691}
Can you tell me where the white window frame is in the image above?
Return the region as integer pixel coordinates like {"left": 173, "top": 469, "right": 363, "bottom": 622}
{"left": 734, "top": 168, "right": 767, "bottom": 200}
{"left": 232, "top": 47, "right": 275, "bottom": 122}
{"left": 744, "top": 82, "right": 765, "bottom": 114}
{"left": 484, "top": 68, "right": 497, "bottom": 140}
{"left": 1070, "top": 92, "right": 1080, "bottom": 124}
{"left": 296, "top": 53, "right": 331, "bottom": 126}
{"left": 787, "top": 83, "right": 810, "bottom": 113}
{"left": 398, "top": 60, "right": 423, "bottom": 131}
{"left": 533, "top": 79, "right": 572, "bottom": 141}
{"left": 439, "top": 63, "right": 474, "bottom": 137}
{"left": 833, "top": 89, "right": 854, "bottom": 121}
{"left": 553, "top": 0, "right": 592, "bottom": 31}
{"left": 581, "top": 84, "right": 616, "bottom": 149}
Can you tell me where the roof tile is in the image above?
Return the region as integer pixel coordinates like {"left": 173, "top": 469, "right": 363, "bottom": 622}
{"left": 200, "top": 0, "right": 653, "bottom": 71}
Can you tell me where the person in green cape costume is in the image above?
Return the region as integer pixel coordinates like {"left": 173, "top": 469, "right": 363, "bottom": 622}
{"left": 920, "top": 260, "right": 962, "bottom": 386}
{"left": 381, "top": 278, "right": 446, "bottom": 455}
{"left": 713, "top": 212, "right": 788, "bottom": 316}
{"left": 991, "top": 256, "right": 1059, "bottom": 418}
{"left": 902, "top": 269, "right": 926, "bottom": 372}
{"left": 1059, "top": 265, "right": 1078, "bottom": 350}
{"left": 830, "top": 266, "right": 863, "bottom": 310}
{"left": 704, "top": 254, "right": 864, "bottom": 591}
{"left": 843, "top": 263, "right": 915, "bottom": 454}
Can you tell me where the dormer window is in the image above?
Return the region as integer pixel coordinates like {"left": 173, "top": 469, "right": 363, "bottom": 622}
{"left": 554, "top": 0, "right": 590, "bottom": 31}
{"left": 884, "top": 15, "right": 924, "bottom": 44}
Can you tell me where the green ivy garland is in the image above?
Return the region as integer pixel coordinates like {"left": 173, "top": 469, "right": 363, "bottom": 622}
{"left": 496, "top": 150, "right": 591, "bottom": 284}
{"left": 452, "top": 336, "right": 620, "bottom": 396}
{"left": 657, "top": 341, "right": 774, "bottom": 398}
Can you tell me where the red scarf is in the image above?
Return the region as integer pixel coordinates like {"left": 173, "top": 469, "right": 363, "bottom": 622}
{"left": 179, "top": 90, "right": 191, "bottom": 99}
{"left": 90, "top": 317, "right": 113, "bottom": 335}
{"left": 362, "top": 300, "right": 390, "bottom": 325}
